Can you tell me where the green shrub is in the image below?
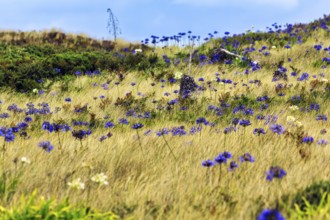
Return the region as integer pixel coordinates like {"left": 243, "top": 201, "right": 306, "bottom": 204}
{"left": 0, "top": 191, "right": 118, "bottom": 220}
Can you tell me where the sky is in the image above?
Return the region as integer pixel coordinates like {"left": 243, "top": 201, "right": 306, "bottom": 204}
{"left": 0, "top": 0, "right": 329, "bottom": 43}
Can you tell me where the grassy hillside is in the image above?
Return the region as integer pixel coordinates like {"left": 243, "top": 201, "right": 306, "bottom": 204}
{"left": 0, "top": 15, "right": 330, "bottom": 219}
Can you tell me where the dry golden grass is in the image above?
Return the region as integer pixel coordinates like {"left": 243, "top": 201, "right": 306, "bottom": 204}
{"left": 1, "top": 31, "right": 330, "bottom": 219}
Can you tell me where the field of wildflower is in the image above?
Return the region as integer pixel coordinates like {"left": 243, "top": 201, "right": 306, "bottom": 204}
{"left": 0, "top": 15, "right": 330, "bottom": 220}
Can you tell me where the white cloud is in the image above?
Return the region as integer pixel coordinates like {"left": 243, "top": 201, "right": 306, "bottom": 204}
{"left": 173, "top": 0, "right": 300, "bottom": 8}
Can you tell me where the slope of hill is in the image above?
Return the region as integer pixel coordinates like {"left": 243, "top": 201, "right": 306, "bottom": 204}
{"left": 0, "top": 14, "right": 329, "bottom": 220}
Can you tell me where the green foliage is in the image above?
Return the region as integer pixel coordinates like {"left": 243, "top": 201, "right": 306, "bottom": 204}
{"left": 0, "top": 191, "right": 118, "bottom": 220}
{"left": 290, "top": 192, "right": 330, "bottom": 219}
{"left": 282, "top": 181, "right": 330, "bottom": 210}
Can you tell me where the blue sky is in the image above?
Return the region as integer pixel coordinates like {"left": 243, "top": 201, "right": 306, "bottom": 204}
{"left": 0, "top": 0, "right": 329, "bottom": 42}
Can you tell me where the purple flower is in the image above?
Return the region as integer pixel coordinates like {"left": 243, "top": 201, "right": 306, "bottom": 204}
{"left": 132, "top": 123, "right": 144, "bottom": 129}
{"left": 302, "top": 136, "right": 314, "bottom": 144}
{"left": 239, "top": 119, "right": 251, "bottom": 127}
{"left": 118, "top": 118, "right": 129, "bottom": 125}
{"left": 266, "top": 166, "right": 287, "bottom": 181}
{"left": 38, "top": 141, "right": 54, "bottom": 153}
{"left": 318, "top": 139, "right": 328, "bottom": 145}
{"left": 239, "top": 153, "right": 255, "bottom": 163}
{"left": 214, "top": 154, "right": 227, "bottom": 164}
{"left": 257, "top": 209, "right": 285, "bottom": 220}
{"left": 42, "top": 121, "right": 54, "bottom": 132}
{"left": 156, "top": 128, "right": 169, "bottom": 136}
{"left": 228, "top": 161, "right": 238, "bottom": 171}
{"left": 269, "top": 124, "right": 285, "bottom": 135}
{"left": 253, "top": 128, "right": 266, "bottom": 135}
{"left": 196, "top": 117, "right": 208, "bottom": 125}
{"left": 202, "top": 160, "right": 215, "bottom": 167}
{"left": 104, "top": 121, "right": 115, "bottom": 128}
{"left": 316, "top": 114, "right": 327, "bottom": 121}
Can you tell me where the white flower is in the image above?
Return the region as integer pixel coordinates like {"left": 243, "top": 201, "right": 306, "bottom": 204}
{"left": 271, "top": 45, "right": 277, "bottom": 49}
{"left": 174, "top": 72, "right": 183, "bottom": 80}
{"left": 134, "top": 49, "right": 142, "bottom": 53}
{"left": 295, "top": 121, "right": 303, "bottom": 127}
{"left": 289, "top": 105, "right": 299, "bottom": 111}
{"left": 286, "top": 116, "right": 296, "bottom": 124}
{"left": 68, "top": 178, "right": 85, "bottom": 190}
{"left": 32, "top": 88, "right": 38, "bottom": 94}
{"left": 91, "top": 173, "right": 109, "bottom": 186}
{"left": 21, "top": 156, "right": 31, "bottom": 164}
{"left": 320, "top": 78, "right": 328, "bottom": 82}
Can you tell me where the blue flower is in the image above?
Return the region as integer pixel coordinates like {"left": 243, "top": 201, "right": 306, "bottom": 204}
{"left": 269, "top": 124, "right": 285, "bottom": 135}
{"left": 253, "top": 128, "right": 266, "bottom": 135}
{"left": 239, "top": 153, "right": 255, "bottom": 163}
{"left": 257, "top": 209, "right": 285, "bottom": 220}
{"left": 24, "top": 116, "right": 33, "bottom": 123}
{"left": 42, "top": 121, "right": 54, "bottom": 132}
{"left": 105, "top": 121, "right": 115, "bottom": 128}
{"left": 318, "top": 139, "right": 328, "bottom": 145}
{"left": 302, "top": 136, "right": 314, "bottom": 144}
{"left": 224, "top": 126, "right": 236, "bottom": 134}
{"left": 38, "top": 141, "right": 54, "bottom": 153}
{"left": 156, "top": 128, "right": 169, "bottom": 136}
{"left": 297, "top": 72, "right": 309, "bottom": 81}
{"left": 132, "top": 123, "right": 144, "bottom": 129}
{"left": 202, "top": 160, "right": 215, "bottom": 167}
{"left": 118, "top": 118, "right": 129, "bottom": 125}
{"left": 228, "top": 161, "right": 238, "bottom": 171}
{"left": 310, "top": 103, "right": 320, "bottom": 111}
{"left": 266, "top": 166, "right": 287, "bottom": 181}
{"left": 72, "top": 130, "right": 92, "bottom": 140}
{"left": 196, "top": 117, "right": 208, "bottom": 125}
{"left": 65, "top": 97, "right": 72, "bottom": 102}
{"left": 239, "top": 119, "right": 251, "bottom": 127}
{"left": 316, "top": 114, "right": 327, "bottom": 121}
{"left": 214, "top": 154, "right": 227, "bottom": 164}
{"left": 222, "top": 151, "right": 232, "bottom": 159}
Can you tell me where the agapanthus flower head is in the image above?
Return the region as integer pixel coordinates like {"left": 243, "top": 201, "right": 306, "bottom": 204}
{"left": 231, "top": 118, "right": 240, "bottom": 126}
{"left": 222, "top": 151, "right": 232, "bottom": 159}
{"left": 228, "top": 161, "right": 238, "bottom": 171}
{"left": 72, "top": 130, "right": 92, "bottom": 140}
{"left": 257, "top": 209, "right": 285, "bottom": 220}
{"left": 253, "top": 128, "right": 266, "bottom": 135}
{"left": 42, "top": 121, "right": 54, "bottom": 132}
{"left": 239, "top": 153, "right": 255, "bottom": 163}
{"left": 0, "top": 127, "right": 16, "bottom": 142}
{"left": 53, "top": 123, "right": 72, "bottom": 132}
{"left": 310, "top": 103, "right": 320, "bottom": 111}
{"left": 302, "top": 136, "right": 314, "bottom": 144}
{"left": 118, "top": 118, "right": 129, "bottom": 125}
{"left": 318, "top": 139, "right": 328, "bottom": 145}
{"left": 239, "top": 119, "right": 251, "bottom": 127}
{"left": 269, "top": 124, "right": 285, "bottom": 135}
{"left": 266, "top": 166, "right": 287, "bottom": 181}
{"left": 196, "top": 117, "right": 208, "bottom": 125}
{"left": 24, "top": 116, "right": 33, "bottom": 123}
{"left": 132, "top": 123, "right": 144, "bottom": 129}
{"left": 65, "top": 97, "right": 72, "bottom": 102}
{"left": 297, "top": 72, "right": 309, "bottom": 81}
{"left": 214, "top": 154, "right": 227, "bottom": 164}
{"left": 156, "top": 128, "right": 169, "bottom": 136}
{"left": 316, "top": 114, "right": 327, "bottom": 121}
{"left": 104, "top": 121, "right": 115, "bottom": 128}
{"left": 224, "top": 126, "right": 237, "bottom": 134}
{"left": 202, "top": 160, "right": 215, "bottom": 167}
{"left": 38, "top": 141, "right": 54, "bottom": 153}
